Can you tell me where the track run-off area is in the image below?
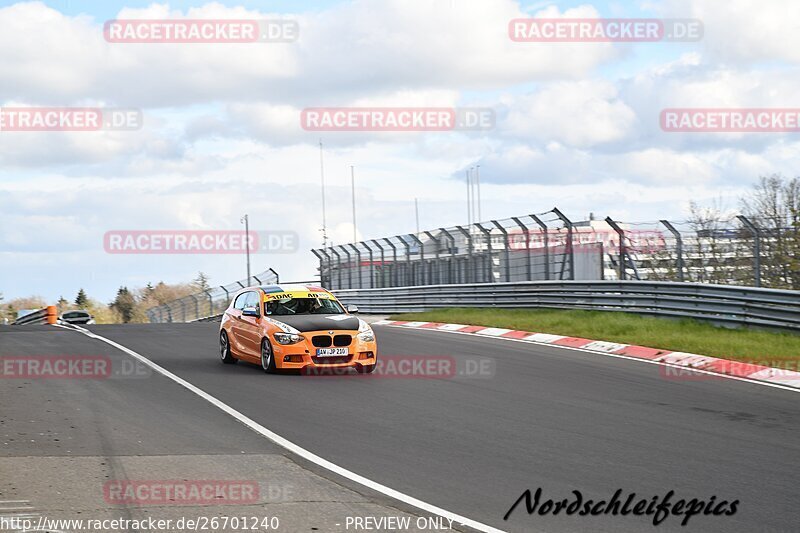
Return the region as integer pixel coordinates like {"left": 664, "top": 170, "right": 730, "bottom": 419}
{"left": 1, "top": 322, "right": 798, "bottom": 533}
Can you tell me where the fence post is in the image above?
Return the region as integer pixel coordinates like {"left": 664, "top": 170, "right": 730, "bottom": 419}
{"left": 511, "top": 217, "right": 531, "bottom": 281}
{"left": 529, "top": 214, "right": 549, "bottom": 280}
{"left": 475, "top": 223, "right": 493, "bottom": 283}
{"left": 268, "top": 267, "right": 280, "bottom": 283}
{"left": 408, "top": 233, "right": 424, "bottom": 285}
{"left": 439, "top": 228, "right": 456, "bottom": 284}
{"left": 423, "top": 230, "right": 440, "bottom": 284}
{"left": 362, "top": 241, "right": 375, "bottom": 288}
{"left": 371, "top": 239, "right": 386, "bottom": 288}
{"left": 220, "top": 286, "right": 231, "bottom": 307}
{"left": 188, "top": 294, "right": 199, "bottom": 321}
{"left": 552, "top": 208, "right": 574, "bottom": 280}
{"left": 491, "top": 220, "right": 511, "bottom": 282}
{"left": 330, "top": 247, "right": 342, "bottom": 290}
{"left": 347, "top": 243, "right": 362, "bottom": 289}
{"left": 311, "top": 249, "right": 328, "bottom": 287}
{"left": 382, "top": 238, "right": 398, "bottom": 287}
{"left": 204, "top": 290, "right": 214, "bottom": 317}
{"left": 455, "top": 226, "right": 473, "bottom": 284}
{"left": 737, "top": 215, "right": 762, "bottom": 287}
{"left": 660, "top": 220, "right": 685, "bottom": 282}
{"left": 605, "top": 217, "right": 627, "bottom": 281}
{"left": 338, "top": 245, "right": 352, "bottom": 289}
{"left": 397, "top": 236, "right": 412, "bottom": 286}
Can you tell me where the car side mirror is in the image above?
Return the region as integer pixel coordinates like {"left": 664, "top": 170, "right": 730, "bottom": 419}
{"left": 346, "top": 304, "right": 359, "bottom": 314}
{"left": 242, "top": 306, "right": 260, "bottom": 317}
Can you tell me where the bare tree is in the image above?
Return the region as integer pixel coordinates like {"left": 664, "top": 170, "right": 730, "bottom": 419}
{"left": 741, "top": 174, "right": 800, "bottom": 289}
{"left": 687, "top": 200, "right": 739, "bottom": 284}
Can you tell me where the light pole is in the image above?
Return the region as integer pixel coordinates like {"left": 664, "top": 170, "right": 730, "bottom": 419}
{"left": 414, "top": 198, "right": 420, "bottom": 235}
{"left": 319, "top": 140, "right": 328, "bottom": 248}
{"left": 466, "top": 169, "right": 472, "bottom": 227}
{"left": 476, "top": 164, "right": 481, "bottom": 222}
{"left": 470, "top": 166, "right": 476, "bottom": 226}
{"left": 351, "top": 165, "right": 357, "bottom": 243}
{"left": 240, "top": 214, "right": 251, "bottom": 285}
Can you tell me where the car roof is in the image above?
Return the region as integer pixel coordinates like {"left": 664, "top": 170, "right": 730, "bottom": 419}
{"left": 232, "top": 284, "right": 333, "bottom": 300}
{"left": 258, "top": 284, "right": 330, "bottom": 294}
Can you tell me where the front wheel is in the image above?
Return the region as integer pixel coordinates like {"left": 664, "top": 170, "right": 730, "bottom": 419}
{"left": 261, "top": 339, "right": 277, "bottom": 374}
{"left": 220, "top": 330, "right": 237, "bottom": 364}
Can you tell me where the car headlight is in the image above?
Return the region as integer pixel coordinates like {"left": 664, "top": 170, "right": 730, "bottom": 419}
{"left": 357, "top": 319, "right": 375, "bottom": 342}
{"left": 274, "top": 332, "right": 304, "bottom": 345}
{"left": 357, "top": 331, "right": 375, "bottom": 342}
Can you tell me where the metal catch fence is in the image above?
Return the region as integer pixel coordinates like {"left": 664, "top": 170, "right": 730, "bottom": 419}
{"left": 313, "top": 209, "right": 784, "bottom": 291}
{"left": 146, "top": 268, "right": 279, "bottom": 323}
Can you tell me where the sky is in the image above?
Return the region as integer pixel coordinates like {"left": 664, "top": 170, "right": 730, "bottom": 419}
{"left": 1, "top": 0, "right": 798, "bottom": 302}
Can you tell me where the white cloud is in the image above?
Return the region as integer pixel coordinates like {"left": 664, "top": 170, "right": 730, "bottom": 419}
{"left": 501, "top": 80, "right": 637, "bottom": 147}
{"left": 664, "top": 0, "right": 800, "bottom": 64}
{"left": 0, "top": 1, "right": 619, "bottom": 108}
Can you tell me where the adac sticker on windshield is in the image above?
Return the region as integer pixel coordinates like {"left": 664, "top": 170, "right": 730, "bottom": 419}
{"left": 266, "top": 292, "right": 293, "bottom": 300}
{"left": 310, "top": 292, "right": 334, "bottom": 299}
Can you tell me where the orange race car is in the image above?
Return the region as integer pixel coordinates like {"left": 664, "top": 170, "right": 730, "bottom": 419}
{"left": 218, "top": 284, "right": 377, "bottom": 373}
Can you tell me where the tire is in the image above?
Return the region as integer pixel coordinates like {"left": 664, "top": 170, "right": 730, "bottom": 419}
{"left": 261, "top": 339, "right": 277, "bottom": 374}
{"left": 220, "top": 330, "right": 237, "bottom": 364}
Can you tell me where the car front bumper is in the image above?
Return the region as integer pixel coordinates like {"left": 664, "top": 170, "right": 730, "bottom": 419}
{"left": 271, "top": 329, "right": 377, "bottom": 371}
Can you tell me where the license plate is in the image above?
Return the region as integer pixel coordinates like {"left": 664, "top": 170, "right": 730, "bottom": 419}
{"left": 315, "top": 348, "right": 348, "bottom": 357}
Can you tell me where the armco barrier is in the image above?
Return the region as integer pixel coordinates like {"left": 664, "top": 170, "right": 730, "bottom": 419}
{"left": 12, "top": 306, "right": 57, "bottom": 325}
{"left": 333, "top": 281, "right": 800, "bottom": 331}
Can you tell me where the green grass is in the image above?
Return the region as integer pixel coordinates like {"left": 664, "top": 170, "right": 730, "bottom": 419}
{"left": 390, "top": 308, "right": 800, "bottom": 368}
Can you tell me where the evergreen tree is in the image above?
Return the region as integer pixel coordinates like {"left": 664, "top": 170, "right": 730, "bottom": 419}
{"left": 110, "top": 287, "right": 136, "bottom": 323}
{"left": 75, "top": 289, "right": 89, "bottom": 307}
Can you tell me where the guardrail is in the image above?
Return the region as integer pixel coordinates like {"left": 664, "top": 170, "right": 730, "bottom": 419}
{"left": 333, "top": 281, "right": 800, "bottom": 331}
{"left": 12, "top": 306, "right": 57, "bottom": 325}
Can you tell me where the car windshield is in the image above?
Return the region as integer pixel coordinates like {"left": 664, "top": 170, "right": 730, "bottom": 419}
{"left": 63, "top": 311, "right": 89, "bottom": 318}
{"left": 265, "top": 297, "right": 345, "bottom": 316}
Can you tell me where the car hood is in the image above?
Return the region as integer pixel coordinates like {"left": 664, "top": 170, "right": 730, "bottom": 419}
{"left": 270, "top": 314, "right": 360, "bottom": 332}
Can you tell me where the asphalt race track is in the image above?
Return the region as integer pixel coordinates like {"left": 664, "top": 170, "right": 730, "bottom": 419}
{"left": 3, "top": 323, "right": 798, "bottom": 532}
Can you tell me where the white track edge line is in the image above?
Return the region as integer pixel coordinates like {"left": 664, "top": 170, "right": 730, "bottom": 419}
{"left": 52, "top": 324, "right": 505, "bottom": 533}
{"left": 384, "top": 324, "right": 800, "bottom": 394}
